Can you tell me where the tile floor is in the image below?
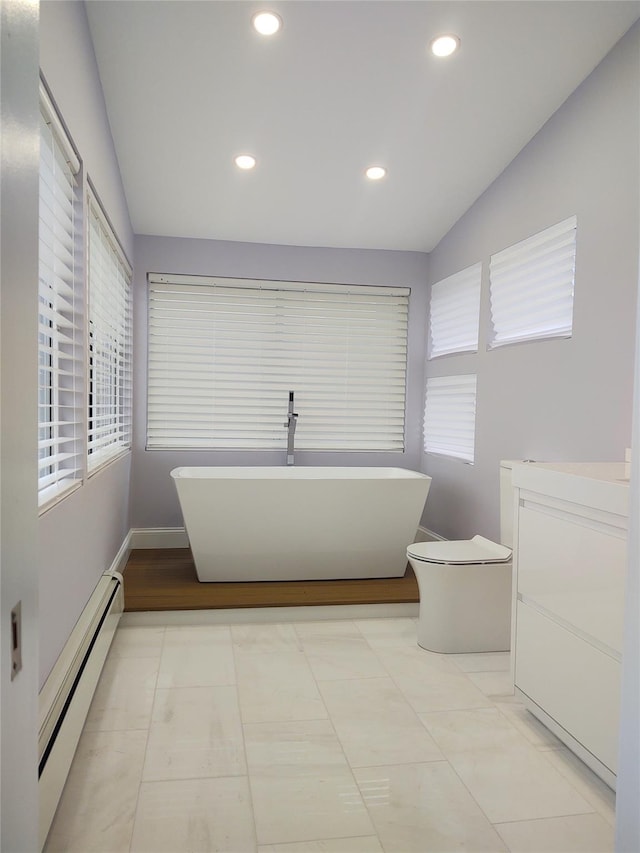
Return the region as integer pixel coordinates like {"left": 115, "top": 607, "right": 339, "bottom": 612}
{"left": 45, "top": 616, "right": 616, "bottom": 853}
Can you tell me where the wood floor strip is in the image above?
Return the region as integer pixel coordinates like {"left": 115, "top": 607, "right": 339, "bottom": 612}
{"left": 123, "top": 548, "right": 419, "bottom": 612}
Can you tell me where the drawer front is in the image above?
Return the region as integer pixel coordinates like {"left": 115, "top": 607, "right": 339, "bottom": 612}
{"left": 518, "top": 502, "right": 626, "bottom": 652}
{"left": 515, "top": 601, "right": 620, "bottom": 774}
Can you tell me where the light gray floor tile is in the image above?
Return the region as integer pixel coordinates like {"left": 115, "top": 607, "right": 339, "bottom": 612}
{"left": 319, "top": 677, "right": 444, "bottom": 767}
{"left": 302, "top": 635, "right": 387, "bottom": 681}
{"left": 494, "top": 698, "right": 566, "bottom": 750}
{"left": 157, "top": 625, "right": 236, "bottom": 688}
{"left": 495, "top": 812, "right": 614, "bottom": 852}
{"left": 354, "top": 617, "right": 419, "bottom": 648}
{"left": 143, "top": 685, "right": 246, "bottom": 780}
{"left": 107, "top": 625, "right": 165, "bottom": 658}
{"left": 355, "top": 762, "right": 508, "bottom": 852}
{"left": 44, "top": 729, "right": 147, "bottom": 852}
{"left": 250, "top": 768, "right": 374, "bottom": 846}
{"left": 448, "top": 742, "right": 594, "bottom": 823}
{"left": 84, "top": 656, "right": 158, "bottom": 731}
{"left": 231, "top": 622, "right": 302, "bottom": 653}
{"left": 47, "top": 616, "right": 608, "bottom": 853}
{"left": 294, "top": 620, "right": 362, "bottom": 639}
{"left": 235, "top": 650, "right": 327, "bottom": 723}
{"left": 451, "top": 652, "right": 511, "bottom": 673}
{"left": 419, "top": 707, "right": 533, "bottom": 756}
{"left": 244, "top": 718, "right": 349, "bottom": 775}
{"left": 258, "top": 837, "right": 384, "bottom": 853}
{"left": 541, "top": 747, "right": 616, "bottom": 826}
{"left": 466, "top": 670, "right": 515, "bottom": 698}
{"left": 130, "top": 777, "right": 256, "bottom": 852}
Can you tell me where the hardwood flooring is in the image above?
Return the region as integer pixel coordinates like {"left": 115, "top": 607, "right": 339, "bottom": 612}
{"left": 123, "top": 548, "right": 419, "bottom": 612}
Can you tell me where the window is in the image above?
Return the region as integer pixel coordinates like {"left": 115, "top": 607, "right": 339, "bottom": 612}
{"left": 423, "top": 374, "right": 477, "bottom": 463}
{"left": 87, "top": 190, "right": 132, "bottom": 471}
{"left": 489, "top": 215, "right": 577, "bottom": 348}
{"left": 147, "top": 275, "right": 410, "bottom": 451}
{"left": 38, "top": 85, "right": 83, "bottom": 508}
{"left": 428, "top": 262, "right": 481, "bottom": 358}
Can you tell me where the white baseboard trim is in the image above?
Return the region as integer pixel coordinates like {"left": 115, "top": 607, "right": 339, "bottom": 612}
{"left": 110, "top": 531, "right": 132, "bottom": 574}
{"left": 130, "top": 525, "right": 443, "bottom": 550}
{"left": 121, "top": 602, "right": 419, "bottom": 627}
{"left": 129, "top": 527, "right": 189, "bottom": 549}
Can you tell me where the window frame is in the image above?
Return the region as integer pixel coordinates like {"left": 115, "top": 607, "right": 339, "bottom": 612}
{"left": 488, "top": 215, "right": 577, "bottom": 349}
{"left": 86, "top": 185, "right": 133, "bottom": 474}
{"left": 428, "top": 262, "right": 482, "bottom": 359}
{"left": 423, "top": 373, "right": 478, "bottom": 464}
{"left": 38, "top": 82, "right": 85, "bottom": 511}
{"left": 146, "top": 273, "right": 410, "bottom": 453}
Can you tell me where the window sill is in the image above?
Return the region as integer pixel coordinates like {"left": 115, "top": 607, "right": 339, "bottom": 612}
{"left": 38, "top": 479, "right": 83, "bottom": 516}
{"left": 87, "top": 447, "right": 131, "bottom": 479}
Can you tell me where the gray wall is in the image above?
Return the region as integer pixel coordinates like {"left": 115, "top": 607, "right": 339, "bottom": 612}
{"left": 131, "top": 237, "right": 429, "bottom": 527}
{"left": 40, "top": 0, "right": 132, "bottom": 256}
{"left": 422, "top": 22, "right": 640, "bottom": 542}
{"left": 39, "top": 0, "right": 134, "bottom": 686}
{"left": 1, "top": 1, "right": 40, "bottom": 847}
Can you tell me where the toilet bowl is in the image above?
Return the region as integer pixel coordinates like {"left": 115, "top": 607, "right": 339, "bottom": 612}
{"left": 407, "top": 535, "right": 512, "bottom": 653}
{"left": 407, "top": 460, "right": 518, "bottom": 654}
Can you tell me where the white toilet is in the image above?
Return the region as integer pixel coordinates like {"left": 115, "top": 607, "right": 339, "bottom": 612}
{"left": 406, "top": 461, "right": 516, "bottom": 654}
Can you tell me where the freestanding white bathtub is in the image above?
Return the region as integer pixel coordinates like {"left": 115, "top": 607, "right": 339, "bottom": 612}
{"left": 171, "top": 467, "right": 432, "bottom": 582}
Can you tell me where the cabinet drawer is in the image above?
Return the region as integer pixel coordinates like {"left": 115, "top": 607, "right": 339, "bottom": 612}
{"left": 515, "top": 601, "right": 620, "bottom": 774}
{"left": 518, "top": 503, "right": 626, "bottom": 652}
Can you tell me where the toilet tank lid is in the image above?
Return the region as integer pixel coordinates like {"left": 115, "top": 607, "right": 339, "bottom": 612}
{"left": 407, "top": 535, "right": 512, "bottom": 564}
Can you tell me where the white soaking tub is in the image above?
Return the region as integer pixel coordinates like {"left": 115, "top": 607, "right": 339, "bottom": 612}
{"left": 171, "top": 467, "right": 432, "bottom": 582}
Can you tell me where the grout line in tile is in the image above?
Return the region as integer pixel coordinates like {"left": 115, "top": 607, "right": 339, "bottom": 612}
{"left": 489, "top": 809, "right": 599, "bottom": 827}
{"left": 128, "top": 632, "right": 165, "bottom": 852}
{"left": 232, "top": 632, "right": 264, "bottom": 851}
{"left": 134, "top": 771, "right": 253, "bottom": 787}
{"left": 293, "top": 619, "right": 385, "bottom": 850}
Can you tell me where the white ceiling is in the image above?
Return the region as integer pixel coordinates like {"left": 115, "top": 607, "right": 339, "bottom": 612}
{"left": 86, "top": 1, "right": 640, "bottom": 253}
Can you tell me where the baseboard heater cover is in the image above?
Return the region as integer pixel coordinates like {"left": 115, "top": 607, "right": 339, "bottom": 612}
{"left": 38, "top": 571, "right": 124, "bottom": 850}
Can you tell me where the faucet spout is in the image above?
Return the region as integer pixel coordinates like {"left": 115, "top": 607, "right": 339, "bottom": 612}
{"left": 284, "top": 391, "right": 298, "bottom": 465}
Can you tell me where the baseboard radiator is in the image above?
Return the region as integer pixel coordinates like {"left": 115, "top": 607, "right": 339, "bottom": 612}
{"left": 38, "top": 571, "right": 124, "bottom": 850}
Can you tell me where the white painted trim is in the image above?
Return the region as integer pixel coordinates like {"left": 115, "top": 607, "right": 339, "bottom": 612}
{"left": 109, "top": 530, "right": 132, "bottom": 574}
{"left": 121, "top": 602, "right": 419, "bottom": 628}
{"left": 128, "top": 526, "right": 443, "bottom": 550}
{"left": 129, "top": 527, "right": 188, "bottom": 549}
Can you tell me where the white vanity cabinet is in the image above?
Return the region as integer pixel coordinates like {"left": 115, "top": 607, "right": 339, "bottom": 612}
{"left": 510, "top": 462, "right": 629, "bottom": 789}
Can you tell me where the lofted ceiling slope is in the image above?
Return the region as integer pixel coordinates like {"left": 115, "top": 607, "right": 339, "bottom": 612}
{"left": 85, "top": 1, "right": 640, "bottom": 252}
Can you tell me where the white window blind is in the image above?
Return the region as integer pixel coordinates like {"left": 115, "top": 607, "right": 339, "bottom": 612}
{"left": 489, "top": 215, "right": 577, "bottom": 348}
{"left": 147, "top": 274, "right": 410, "bottom": 451}
{"left": 423, "top": 374, "right": 477, "bottom": 463}
{"left": 87, "top": 191, "right": 132, "bottom": 471}
{"left": 38, "top": 86, "right": 83, "bottom": 508}
{"left": 428, "top": 262, "right": 481, "bottom": 358}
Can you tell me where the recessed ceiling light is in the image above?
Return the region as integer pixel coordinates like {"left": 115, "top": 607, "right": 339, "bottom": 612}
{"left": 365, "top": 166, "right": 386, "bottom": 181}
{"left": 235, "top": 154, "right": 256, "bottom": 170}
{"left": 430, "top": 34, "right": 460, "bottom": 57}
{"left": 252, "top": 11, "right": 282, "bottom": 36}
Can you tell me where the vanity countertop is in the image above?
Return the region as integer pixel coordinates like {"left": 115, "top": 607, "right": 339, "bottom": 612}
{"left": 511, "top": 461, "right": 629, "bottom": 517}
